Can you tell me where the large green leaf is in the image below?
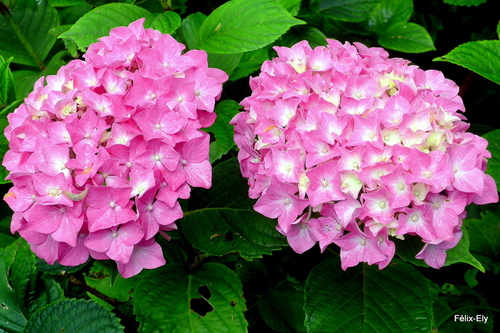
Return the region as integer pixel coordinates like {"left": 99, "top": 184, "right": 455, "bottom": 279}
{"left": 0, "top": 0, "right": 59, "bottom": 68}
{"left": 208, "top": 52, "right": 243, "bottom": 76}
{"left": 395, "top": 228, "right": 485, "bottom": 272}
{"left": 182, "top": 159, "right": 287, "bottom": 259}
{"left": 0, "top": 56, "right": 15, "bottom": 109}
{"left": 230, "top": 48, "right": 269, "bottom": 81}
{"left": 58, "top": 3, "right": 153, "bottom": 51}
{"left": 187, "top": 158, "right": 255, "bottom": 211}
{"left": 465, "top": 211, "right": 500, "bottom": 258}
{"left": 0, "top": 240, "right": 28, "bottom": 333}
{"left": 197, "top": 0, "right": 305, "bottom": 54}
{"left": 0, "top": 232, "right": 16, "bottom": 248}
{"left": 482, "top": 129, "right": 500, "bottom": 186}
{"left": 84, "top": 261, "right": 140, "bottom": 309}
{"left": 180, "top": 12, "right": 206, "bottom": 50}
{"left": 394, "top": 234, "right": 430, "bottom": 268}
{"left": 147, "top": 10, "right": 181, "bottom": 35}
{"left": 178, "top": 12, "right": 242, "bottom": 75}
{"left": 24, "top": 299, "right": 124, "bottom": 333}
{"left": 134, "top": 263, "right": 247, "bottom": 333}
{"left": 435, "top": 40, "right": 500, "bottom": 85}
{"left": 182, "top": 208, "right": 287, "bottom": 259}
{"left": 304, "top": 257, "right": 433, "bottom": 332}
{"left": 281, "top": 26, "right": 329, "bottom": 48}
{"left": 364, "top": 0, "right": 413, "bottom": 34}
{"left": 318, "top": 0, "right": 381, "bottom": 22}
{"left": 50, "top": 0, "right": 86, "bottom": 6}
{"left": 443, "top": 227, "right": 484, "bottom": 272}
{"left": 378, "top": 22, "right": 436, "bottom": 53}
{"left": 274, "top": 0, "right": 302, "bottom": 16}
{"left": 28, "top": 277, "right": 65, "bottom": 317}
{"left": 7, "top": 239, "right": 37, "bottom": 319}
{"left": 204, "top": 99, "right": 241, "bottom": 163}
{"left": 11, "top": 50, "right": 70, "bottom": 100}
{"left": 258, "top": 284, "right": 307, "bottom": 332}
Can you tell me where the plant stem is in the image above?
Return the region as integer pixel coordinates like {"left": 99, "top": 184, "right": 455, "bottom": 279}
{"left": 61, "top": 271, "right": 124, "bottom": 307}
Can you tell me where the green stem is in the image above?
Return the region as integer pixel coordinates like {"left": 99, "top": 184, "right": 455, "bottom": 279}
{"left": 0, "top": 4, "right": 46, "bottom": 70}
{"left": 61, "top": 271, "right": 124, "bottom": 307}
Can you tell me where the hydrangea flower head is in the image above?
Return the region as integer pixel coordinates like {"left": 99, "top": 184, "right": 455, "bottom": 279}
{"left": 232, "top": 39, "right": 498, "bottom": 269}
{"left": 3, "top": 19, "right": 227, "bottom": 278}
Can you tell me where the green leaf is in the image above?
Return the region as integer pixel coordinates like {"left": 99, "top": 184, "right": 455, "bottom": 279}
{"left": 208, "top": 52, "right": 243, "bottom": 77}
{"left": 497, "top": 20, "right": 500, "bottom": 39}
{"left": 443, "top": 0, "right": 487, "bottom": 6}
{"left": 281, "top": 26, "right": 328, "bottom": 48}
{"left": 11, "top": 50, "right": 70, "bottom": 100}
{"left": 0, "top": 233, "right": 17, "bottom": 248}
{"left": 85, "top": 0, "right": 136, "bottom": 6}
{"left": 134, "top": 263, "right": 247, "bottom": 333}
{"left": 85, "top": 261, "right": 140, "bottom": 304}
{"left": 364, "top": 0, "right": 413, "bottom": 34}
{"left": 444, "top": 227, "right": 485, "bottom": 272}
{"left": 180, "top": 12, "right": 206, "bottom": 50}
{"left": 464, "top": 210, "right": 500, "bottom": 258}
{"left": 178, "top": 12, "right": 242, "bottom": 75}
{"left": 24, "top": 299, "right": 124, "bottom": 333}
{"left": 59, "top": 3, "right": 152, "bottom": 51}
{"left": 183, "top": 208, "right": 287, "bottom": 259}
{"left": 188, "top": 158, "right": 254, "bottom": 211}
{"left": 28, "top": 277, "right": 65, "bottom": 316}
{"left": 7, "top": 239, "right": 37, "bottom": 319}
{"left": 482, "top": 129, "right": 500, "bottom": 186}
{"left": 274, "top": 0, "right": 302, "bottom": 16}
{"left": 318, "top": 0, "right": 381, "bottom": 22}
{"left": 0, "top": 0, "right": 59, "bottom": 69}
{"left": 394, "top": 234, "right": 429, "bottom": 267}
{"left": 0, "top": 56, "right": 15, "bottom": 109}
{"left": 258, "top": 284, "right": 306, "bottom": 332}
{"left": 304, "top": 257, "right": 433, "bottom": 332}
{"left": 34, "top": 256, "right": 88, "bottom": 275}
{"left": 50, "top": 0, "right": 86, "bottom": 6}
{"left": 0, "top": 240, "right": 28, "bottom": 333}
{"left": 235, "top": 258, "right": 270, "bottom": 295}
{"left": 230, "top": 48, "right": 269, "bottom": 81}
{"left": 147, "top": 11, "right": 181, "bottom": 35}
{"left": 204, "top": 99, "right": 241, "bottom": 163}
{"left": 435, "top": 40, "right": 500, "bottom": 85}
{"left": 197, "top": 0, "right": 305, "bottom": 54}
{"left": 378, "top": 22, "right": 436, "bottom": 53}
{"left": 183, "top": 158, "right": 287, "bottom": 258}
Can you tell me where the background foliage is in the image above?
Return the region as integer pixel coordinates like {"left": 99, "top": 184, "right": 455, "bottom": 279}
{"left": 1, "top": 0, "right": 499, "bottom": 332}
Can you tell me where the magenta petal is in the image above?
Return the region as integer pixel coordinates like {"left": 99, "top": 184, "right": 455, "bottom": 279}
{"left": 117, "top": 239, "right": 166, "bottom": 278}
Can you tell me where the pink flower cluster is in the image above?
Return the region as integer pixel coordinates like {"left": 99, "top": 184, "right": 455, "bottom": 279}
{"left": 232, "top": 40, "right": 498, "bottom": 270}
{"left": 2, "top": 19, "right": 227, "bottom": 277}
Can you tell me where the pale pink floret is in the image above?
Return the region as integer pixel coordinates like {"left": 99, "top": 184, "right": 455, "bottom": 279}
{"left": 2, "top": 19, "right": 227, "bottom": 277}
{"left": 232, "top": 39, "right": 498, "bottom": 270}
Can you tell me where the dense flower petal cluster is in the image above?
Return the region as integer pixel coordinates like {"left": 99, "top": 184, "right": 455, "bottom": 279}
{"left": 3, "top": 19, "right": 227, "bottom": 277}
{"left": 232, "top": 40, "right": 498, "bottom": 269}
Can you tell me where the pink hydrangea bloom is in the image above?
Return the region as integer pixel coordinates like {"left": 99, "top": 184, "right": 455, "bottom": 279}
{"left": 232, "top": 39, "right": 498, "bottom": 270}
{"left": 3, "top": 19, "right": 227, "bottom": 277}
